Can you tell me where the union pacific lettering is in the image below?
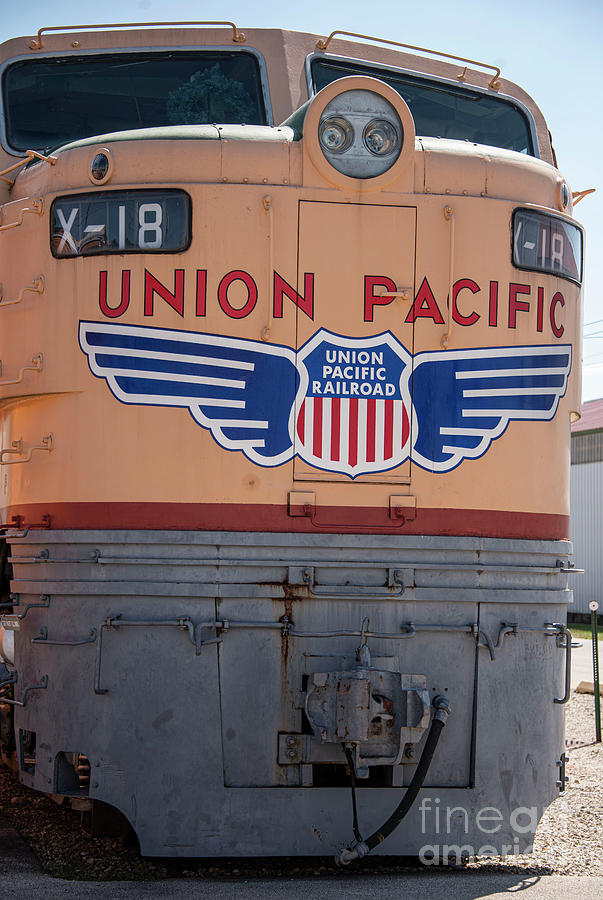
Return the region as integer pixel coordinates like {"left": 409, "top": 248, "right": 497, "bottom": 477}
{"left": 98, "top": 268, "right": 567, "bottom": 338}
{"left": 311, "top": 351, "right": 395, "bottom": 399}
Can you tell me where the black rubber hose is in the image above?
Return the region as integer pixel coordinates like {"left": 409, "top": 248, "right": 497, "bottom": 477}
{"left": 337, "top": 695, "right": 451, "bottom": 865}
{"left": 343, "top": 744, "right": 363, "bottom": 843}
{"left": 365, "top": 702, "right": 448, "bottom": 850}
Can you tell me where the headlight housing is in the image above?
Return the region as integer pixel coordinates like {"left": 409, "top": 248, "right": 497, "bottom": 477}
{"left": 318, "top": 89, "right": 403, "bottom": 178}
{"left": 302, "top": 75, "right": 415, "bottom": 191}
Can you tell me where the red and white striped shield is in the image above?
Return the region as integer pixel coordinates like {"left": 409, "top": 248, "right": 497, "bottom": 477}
{"left": 295, "top": 331, "right": 412, "bottom": 478}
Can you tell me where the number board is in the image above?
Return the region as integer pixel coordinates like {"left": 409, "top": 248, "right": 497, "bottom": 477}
{"left": 512, "top": 209, "right": 582, "bottom": 285}
{"left": 51, "top": 190, "right": 191, "bottom": 258}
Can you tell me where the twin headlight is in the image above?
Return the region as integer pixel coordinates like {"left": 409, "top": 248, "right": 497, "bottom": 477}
{"left": 317, "top": 89, "right": 403, "bottom": 178}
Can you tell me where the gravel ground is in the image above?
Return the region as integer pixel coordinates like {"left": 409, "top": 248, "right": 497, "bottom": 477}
{"left": 0, "top": 693, "right": 600, "bottom": 881}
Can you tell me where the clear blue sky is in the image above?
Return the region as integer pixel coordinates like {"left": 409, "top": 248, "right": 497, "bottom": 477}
{"left": 2, "top": 0, "right": 601, "bottom": 400}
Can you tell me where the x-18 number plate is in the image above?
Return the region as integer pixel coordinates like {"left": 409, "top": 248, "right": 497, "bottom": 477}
{"left": 51, "top": 190, "right": 190, "bottom": 258}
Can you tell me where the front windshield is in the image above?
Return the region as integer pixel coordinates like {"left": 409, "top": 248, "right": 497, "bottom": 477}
{"left": 3, "top": 50, "right": 267, "bottom": 151}
{"left": 312, "top": 58, "right": 534, "bottom": 156}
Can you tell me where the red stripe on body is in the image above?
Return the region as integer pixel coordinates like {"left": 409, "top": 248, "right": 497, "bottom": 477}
{"left": 3, "top": 501, "right": 570, "bottom": 540}
{"left": 313, "top": 398, "right": 323, "bottom": 458}
{"left": 384, "top": 400, "right": 394, "bottom": 460}
{"left": 366, "top": 400, "right": 376, "bottom": 463}
{"left": 348, "top": 399, "right": 359, "bottom": 467}
{"left": 331, "top": 398, "right": 341, "bottom": 461}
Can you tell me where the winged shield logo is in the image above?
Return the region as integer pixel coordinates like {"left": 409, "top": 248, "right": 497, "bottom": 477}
{"left": 79, "top": 321, "right": 571, "bottom": 477}
{"left": 294, "top": 331, "right": 412, "bottom": 477}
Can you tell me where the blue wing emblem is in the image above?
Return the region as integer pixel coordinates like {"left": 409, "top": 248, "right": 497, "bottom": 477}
{"left": 79, "top": 321, "right": 299, "bottom": 466}
{"left": 411, "top": 344, "right": 572, "bottom": 472}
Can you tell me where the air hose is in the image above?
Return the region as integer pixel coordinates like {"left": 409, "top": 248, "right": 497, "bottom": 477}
{"left": 336, "top": 694, "right": 452, "bottom": 865}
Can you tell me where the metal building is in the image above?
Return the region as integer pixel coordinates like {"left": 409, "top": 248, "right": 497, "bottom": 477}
{"left": 570, "top": 398, "right": 603, "bottom": 615}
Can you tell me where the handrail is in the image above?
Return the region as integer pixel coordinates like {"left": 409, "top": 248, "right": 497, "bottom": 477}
{"left": 0, "top": 440, "right": 23, "bottom": 463}
{"left": 6, "top": 553, "right": 572, "bottom": 574}
{"left": 28, "top": 21, "right": 246, "bottom": 50}
{"left": 572, "top": 188, "right": 595, "bottom": 206}
{"left": 0, "top": 152, "right": 56, "bottom": 186}
{"left": 32, "top": 627, "right": 97, "bottom": 646}
{"left": 1, "top": 674, "right": 48, "bottom": 708}
{"left": 315, "top": 31, "right": 502, "bottom": 90}
{"left": 0, "top": 200, "right": 43, "bottom": 231}
{"left": 0, "top": 276, "right": 44, "bottom": 308}
{"left": 553, "top": 625, "right": 572, "bottom": 705}
{"left": 302, "top": 566, "right": 404, "bottom": 599}
{"left": 0, "top": 514, "right": 51, "bottom": 537}
{"left": 0, "top": 594, "right": 50, "bottom": 626}
{"left": 0, "top": 354, "right": 43, "bottom": 386}
{"left": 441, "top": 205, "right": 455, "bottom": 349}
{"left": 261, "top": 195, "right": 274, "bottom": 342}
{"left": 0, "top": 433, "right": 53, "bottom": 466}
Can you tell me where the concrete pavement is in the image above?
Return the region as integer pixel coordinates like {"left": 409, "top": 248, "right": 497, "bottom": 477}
{"left": 0, "top": 863, "right": 602, "bottom": 900}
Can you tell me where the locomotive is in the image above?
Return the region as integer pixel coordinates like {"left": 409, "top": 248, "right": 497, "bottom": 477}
{"left": 0, "top": 23, "right": 582, "bottom": 861}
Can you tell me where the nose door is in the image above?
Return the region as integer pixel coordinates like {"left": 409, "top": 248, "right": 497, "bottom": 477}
{"left": 294, "top": 200, "right": 416, "bottom": 483}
